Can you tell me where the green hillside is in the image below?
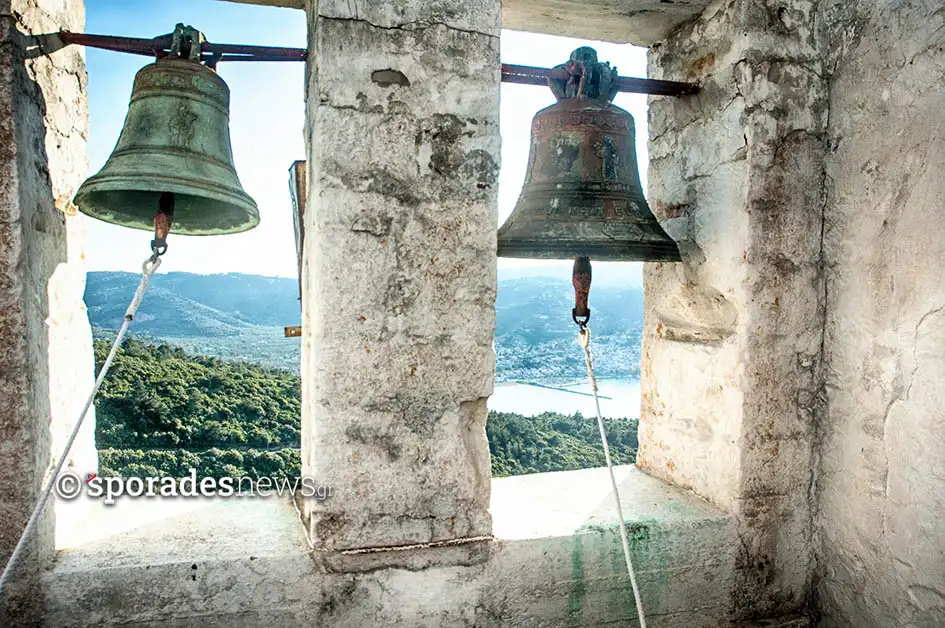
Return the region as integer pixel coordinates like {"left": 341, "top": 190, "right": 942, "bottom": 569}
{"left": 94, "top": 338, "right": 638, "bottom": 479}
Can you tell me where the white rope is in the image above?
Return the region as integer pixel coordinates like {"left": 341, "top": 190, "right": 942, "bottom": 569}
{"left": 0, "top": 252, "right": 162, "bottom": 597}
{"left": 578, "top": 325, "right": 647, "bottom": 628}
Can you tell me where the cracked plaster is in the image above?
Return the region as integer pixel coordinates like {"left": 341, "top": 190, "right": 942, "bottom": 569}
{"left": 641, "top": 1, "right": 945, "bottom": 626}
{"left": 640, "top": 0, "right": 826, "bottom": 621}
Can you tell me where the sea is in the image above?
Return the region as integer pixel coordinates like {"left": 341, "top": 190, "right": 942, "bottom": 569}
{"left": 488, "top": 378, "right": 641, "bottom": 418}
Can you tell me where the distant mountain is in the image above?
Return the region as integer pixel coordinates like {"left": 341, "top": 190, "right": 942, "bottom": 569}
{"left": 85, "top": 272, "right": 301, "bottom": 335}
{"left": 86, "top": 272, "right": 302, "bottom": 370}
{"left": 85, "top": 271, "right": 643, "bottom": 381}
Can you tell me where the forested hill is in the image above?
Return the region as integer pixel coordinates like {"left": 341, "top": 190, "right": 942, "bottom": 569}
{"left": 86, "top": 271, "right": 645, "bottom": 381}
{"left": 95, "top": 339, "right": 639, "bottom": 479}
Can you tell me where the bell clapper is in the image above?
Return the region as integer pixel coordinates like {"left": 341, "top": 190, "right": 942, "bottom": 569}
{"left": 572, "top": 256, "right": 592, "bottom": 328}
{"left": 150, "top": 192, "right": 174, "bottom": 259}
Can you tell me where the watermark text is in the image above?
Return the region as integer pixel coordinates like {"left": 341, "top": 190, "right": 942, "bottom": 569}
{"left": 55, "top": 469, "right": 333, "bottom": 506}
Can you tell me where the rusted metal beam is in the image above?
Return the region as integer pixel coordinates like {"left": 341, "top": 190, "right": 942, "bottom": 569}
{"left": 59, "top": 31, "right": 698, "bottom": 96}
{"left": 59, "top": 31, "right": 307, "bottom": 62}
{"left": 501, "top": 63, "right": 698, "bottom": 96}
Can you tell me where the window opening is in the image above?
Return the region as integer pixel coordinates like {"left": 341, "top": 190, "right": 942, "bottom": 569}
{"left": 490, "top": 32, "right": 652, "bottom": 479}
{"left": 58, "top": 0, "right": 306, "bottom": 550}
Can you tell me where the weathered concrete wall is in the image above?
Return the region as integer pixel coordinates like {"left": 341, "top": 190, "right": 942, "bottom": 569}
{"left": 43, "top": 468, "right": 739, "bottom": 628}
{"left": 816, "top": 2, "right": 945, "bottom": 626}
{"left": 300, "top": 0, "right": 500, "bottom": 567}
{"left": 500, "top": 0, "right": 713, "bottom": 46}
{"left": 0, "top": 0, "right": 94, "bottom": 625}
{"left": 640, "top": 0, "right": 826, "bottom": 620}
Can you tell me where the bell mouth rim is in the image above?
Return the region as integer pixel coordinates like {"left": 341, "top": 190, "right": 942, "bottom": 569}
{"left": 496, "top": 243, "right": 682, "bottom": 263}
{"left": 72, "top": 201, "right": 261, "bottom": 236}
{"left": 73, "top": 177, "right": 260, "bottom": 236}
{"left": 76, "top": 172, "right": 257, "bottom": 208}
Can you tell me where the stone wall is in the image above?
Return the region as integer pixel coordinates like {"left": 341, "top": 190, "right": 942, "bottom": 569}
{"left": 300, "top": 0, "right": 500, "bottom": 569}
{"left": 0, "top": 0, "right": 937, "bottom": 625}
{"left": 816, "top": 1, "right": 945, "bottom": 626}
{"left": 643, "top": 1, "right": 945, "bottom": 625}
{"left": 0, "top": 0, "right": 93, "bottom": 624}
{"left": 500, "top": 0, "right": 713, "bottom": 46}
{"left": 640, "top": 0, "right": 827, "bottom": 620}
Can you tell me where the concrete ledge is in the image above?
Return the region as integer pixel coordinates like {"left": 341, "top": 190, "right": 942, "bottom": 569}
{"left": 45, "top": 499, "right": 316, "bottom": 627}
{"left": 42, "top": 467, "right": 734, "bottom": 627}
{"left": 734, "top": 619, "right": 811, "bottom": 628}
{"left": 488, "top": 467, "right": 736, "bottom": 627}
{"left": 501, "top": 0, "right": 713, "bottom": 46}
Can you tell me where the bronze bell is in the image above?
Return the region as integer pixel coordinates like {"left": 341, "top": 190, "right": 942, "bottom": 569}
{"left": 74, "top": 24, "right": 259, "bottom": 235}
{"left": 497, "top": 47, "right": 680, "bottom": 262}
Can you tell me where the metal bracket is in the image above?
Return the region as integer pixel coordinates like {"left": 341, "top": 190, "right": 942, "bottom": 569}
{"left": 169, "top": 23, "right": 205, "bottom": 62}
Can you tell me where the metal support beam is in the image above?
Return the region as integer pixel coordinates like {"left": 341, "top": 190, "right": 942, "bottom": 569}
{"left": 59, "top": 31, "right": 306, "bottom": 63}
{"left": 60, "top": 31, "right": 699, "bottom": 96}
{"left": 502, "top": 63, "right": 698, "bottom": 97}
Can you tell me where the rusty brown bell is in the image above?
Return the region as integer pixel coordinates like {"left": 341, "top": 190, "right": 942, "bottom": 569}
{"left": 497, "top": 47, "right": 680, "bottom": 262}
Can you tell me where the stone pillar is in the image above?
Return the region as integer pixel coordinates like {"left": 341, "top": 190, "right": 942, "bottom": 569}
{"left": 639, "top": 0, "right": 826, "bottom": 619}
{"left": 0, "top": 0, "right": 93, "bottom": 624}
{"left": 301, "top": 0, "right": 500, "bottom": 569}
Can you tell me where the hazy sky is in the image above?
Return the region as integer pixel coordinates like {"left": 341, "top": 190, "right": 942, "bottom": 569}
{"left": 82, "top": 1, "right": 648, "bottom": 285}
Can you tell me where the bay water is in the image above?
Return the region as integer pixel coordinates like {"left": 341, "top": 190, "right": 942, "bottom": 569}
{"left": 488, "top": 379, "right": 642, "bottom": 418}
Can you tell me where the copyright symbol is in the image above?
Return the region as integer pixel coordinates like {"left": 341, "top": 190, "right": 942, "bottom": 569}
{"left": 55, "top": 472, "right": 82, "bottom": 500}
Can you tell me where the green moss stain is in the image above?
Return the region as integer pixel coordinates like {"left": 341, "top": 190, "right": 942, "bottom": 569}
{"left": 566, "top": 517, "right": 688, "bottom": 626}
{"left": 567, "top": 535, "right": 586, "bottom": 627}
{"left": 611, "top": 530, "right": 622, "bottom": 575}
{"left": 628, "top": 522, "right": 651, "bottom": 545}
{"left": 571, "top": 521, "right": 661, "bottom": 625}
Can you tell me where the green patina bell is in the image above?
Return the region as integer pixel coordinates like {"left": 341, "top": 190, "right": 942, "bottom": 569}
{"left": 74, "top": 24, "right": 259, "bottom": 235}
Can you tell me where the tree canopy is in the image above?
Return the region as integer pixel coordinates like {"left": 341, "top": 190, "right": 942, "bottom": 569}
{"left": 94, "top": 338, "right": 638, "bottom": 479}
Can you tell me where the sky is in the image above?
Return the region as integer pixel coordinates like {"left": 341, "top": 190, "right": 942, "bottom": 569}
{"left": 82, "top": 0, "right": 648, "bottom": 286}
